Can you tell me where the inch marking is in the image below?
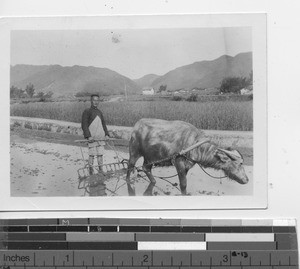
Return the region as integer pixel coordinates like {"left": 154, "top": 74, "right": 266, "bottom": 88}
{"left": 151, "top": 250, "right": 153, "bottom": 266}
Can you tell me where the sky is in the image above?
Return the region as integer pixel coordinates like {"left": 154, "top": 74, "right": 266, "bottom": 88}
{"left": 11, "top": 27, "right": 251, "bottom": 79}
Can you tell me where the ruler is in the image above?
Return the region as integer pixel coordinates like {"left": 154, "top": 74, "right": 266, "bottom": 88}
{"left": 0, "top": 218, "right": 298, "bottom": 268}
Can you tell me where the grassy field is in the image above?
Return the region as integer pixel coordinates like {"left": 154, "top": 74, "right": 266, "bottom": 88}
{"left": 10, "top": 99, "right": 253, "bottom": 131}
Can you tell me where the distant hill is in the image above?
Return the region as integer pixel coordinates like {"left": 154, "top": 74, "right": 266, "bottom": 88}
{"left": 11, "top": 52, "right": 252, "bottom": 97}
{"left": 133, "top": 74, "right": 160, "bottom": 88}
{"left": 151, "top": 52, "right": 252, "bottom": 91}
{"left": 10, "top": 65, "right": 141, "bottom": 97}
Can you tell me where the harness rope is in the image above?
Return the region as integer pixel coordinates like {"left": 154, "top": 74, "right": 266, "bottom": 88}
{"left": 182, "top": 154, "right": 228, "bottom": 180}
{"left": 77, "top": 138, "right": 229, "bottom": 196}
{"left": 132, "top": 139, "right": 228, "bottom": 181}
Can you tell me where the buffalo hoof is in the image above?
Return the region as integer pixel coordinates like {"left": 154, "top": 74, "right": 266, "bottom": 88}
{"left": 127, "top": 187, "right": 136, "bottom": 196}
{"left": 143, "top": 191, "right": 153, "bottom": 196}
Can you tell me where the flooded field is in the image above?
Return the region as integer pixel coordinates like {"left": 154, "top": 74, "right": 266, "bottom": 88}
{"left": 10, "top": 130, "right": 253, "bottom": 197}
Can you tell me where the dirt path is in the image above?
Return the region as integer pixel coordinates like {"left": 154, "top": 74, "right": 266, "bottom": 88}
{"left": 10, "top": 127, "right": 253, "bottom": 197}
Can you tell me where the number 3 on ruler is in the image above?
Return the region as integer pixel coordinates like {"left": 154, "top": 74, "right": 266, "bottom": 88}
{"left": 223, "top": 255, "right": 229, "bottom": 262}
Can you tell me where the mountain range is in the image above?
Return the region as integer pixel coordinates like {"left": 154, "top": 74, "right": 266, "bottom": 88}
{"left": 10, "top": 52, "right": 252, "bottom": 96}
{"left": 10, "top": 65, "right": 140, "bottom": 96}
{"left": 150, "top": 52, "right": 252, "bottom": 91}
{"left": 133, "top": 74, "right": 160, "bottom": 88}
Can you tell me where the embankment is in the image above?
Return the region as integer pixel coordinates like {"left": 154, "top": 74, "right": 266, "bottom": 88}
{"left": 10, "top": 116, "right": 252, "bottom": 148}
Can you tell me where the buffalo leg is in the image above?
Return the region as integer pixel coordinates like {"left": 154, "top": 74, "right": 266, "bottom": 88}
{"left": 143, "top": 162, "right": 156, "bottom": 196}
{"left": 126, "top": 157, "right": 139, "bottom": 196}
{"left": 174, "top": 157, "right": 189, "bottom": 195}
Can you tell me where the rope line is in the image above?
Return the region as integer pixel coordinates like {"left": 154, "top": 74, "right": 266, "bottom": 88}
{"left": 77, "top": 138, "right": 228, "bottom": 196}
{"left": 136, "top": 168, "right": 179, "bottom": 189}
{"left": 183, "top": 154, "right": 228, "bottom": 179}
{"left": 137, "top": 172, "right": 181, "bottom": 194}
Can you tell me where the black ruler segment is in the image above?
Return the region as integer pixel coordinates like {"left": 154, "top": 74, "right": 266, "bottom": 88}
{"left": 2, "top": 226, "right": 28, "bottom": 232}
{"left": 150, "top": 226, "right": 181, "bottom": 233}
{"left": 3, "top": 241, "right": 68, "bottom": 250}
{"left": 212, "top": 226, "right": 243, "bottom": 233}
{"left": 119, "top": 226, "right": 150, "bottom": 232}
{"left": 56, "top": 225, "right": 88, "bottom": 232}
{"left": 241, "top": 226, "right": 274, "bottom": 233}
{"left": 207, "top": 242, "right": 277, "bottom": 250}
{"left": 276, "top": 233, "right": 298, "bottom": 250}
{"left": 181, "top": 226, "right": 212, "bottom": 233}
{"left": 29, "top": 225, "right": 57, "bottom": 232}
{"left": 0, "top": 218, "right": 298, "bottom": 268}
{"left": 274, "top": 227, "right": 297, "bottom": 233}
{"left": 69, "top": 242, "right": 138, "bottom": 250}
{"left": 89, "top": 225, "right": 118, "bottom": 232}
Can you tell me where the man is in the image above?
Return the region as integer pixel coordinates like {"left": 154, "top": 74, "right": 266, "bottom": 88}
{"left": 81, "top": 94, "right": 110, "bottom": 175}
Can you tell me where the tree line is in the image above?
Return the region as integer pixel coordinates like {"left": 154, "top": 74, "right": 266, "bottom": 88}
{"left": 220, "top": 71, "right": 253, "bottom": 94}
{"left": 157, "top": 71, "right": 253, "bottom": 96}
{"left": 10, "top": 83, "right": 53, "bottom": 101}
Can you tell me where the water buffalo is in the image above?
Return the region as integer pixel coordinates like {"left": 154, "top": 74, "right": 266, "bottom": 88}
{"left": 125, "top": 118, "right": 249, "bottom": 196}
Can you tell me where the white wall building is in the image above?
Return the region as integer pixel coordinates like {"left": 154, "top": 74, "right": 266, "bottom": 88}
{"left": 142, "top": 88, "right": 155, "bottom": 95}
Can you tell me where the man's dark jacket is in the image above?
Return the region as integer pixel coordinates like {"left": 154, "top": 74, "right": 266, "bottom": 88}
{"left": 81, "top": 107, "right": 109, "bottom": 139}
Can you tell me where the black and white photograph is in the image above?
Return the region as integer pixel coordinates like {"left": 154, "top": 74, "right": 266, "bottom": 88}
{"left": 2, "top": 14, "right": 267, "bottom": 210}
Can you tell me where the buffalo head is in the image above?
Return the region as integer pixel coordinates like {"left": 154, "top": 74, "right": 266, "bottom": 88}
{"left": 215, "top": 148, "right": 249, "bottom": 184}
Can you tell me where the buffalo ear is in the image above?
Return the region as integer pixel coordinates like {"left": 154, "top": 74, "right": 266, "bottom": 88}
{"left": 215, "top": 150, "right": 230, "bottom": 162}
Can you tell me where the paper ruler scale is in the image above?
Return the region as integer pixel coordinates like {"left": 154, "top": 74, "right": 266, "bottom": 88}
{"left": 0, "top": 218, "right": 298, "bottom": 268}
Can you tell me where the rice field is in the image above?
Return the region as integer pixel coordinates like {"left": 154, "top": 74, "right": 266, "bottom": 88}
{"left": 10, "top": 99, "right": 253, "bottom": 131}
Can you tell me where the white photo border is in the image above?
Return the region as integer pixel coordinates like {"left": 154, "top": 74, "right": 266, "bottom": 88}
{"left": 1, "top": 14, "right": 267, "bottom": 211}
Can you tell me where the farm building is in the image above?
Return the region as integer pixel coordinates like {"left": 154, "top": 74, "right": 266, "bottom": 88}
{"left": 142, "top": 87, "right": 155, "bottom": 95}
{"left": 240, "top": 86, "right": 253, "bottom": 95}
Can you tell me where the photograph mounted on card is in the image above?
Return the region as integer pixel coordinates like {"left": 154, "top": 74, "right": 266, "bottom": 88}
{"left": 1, "top": 14, "right": 267, "bottom": 210}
